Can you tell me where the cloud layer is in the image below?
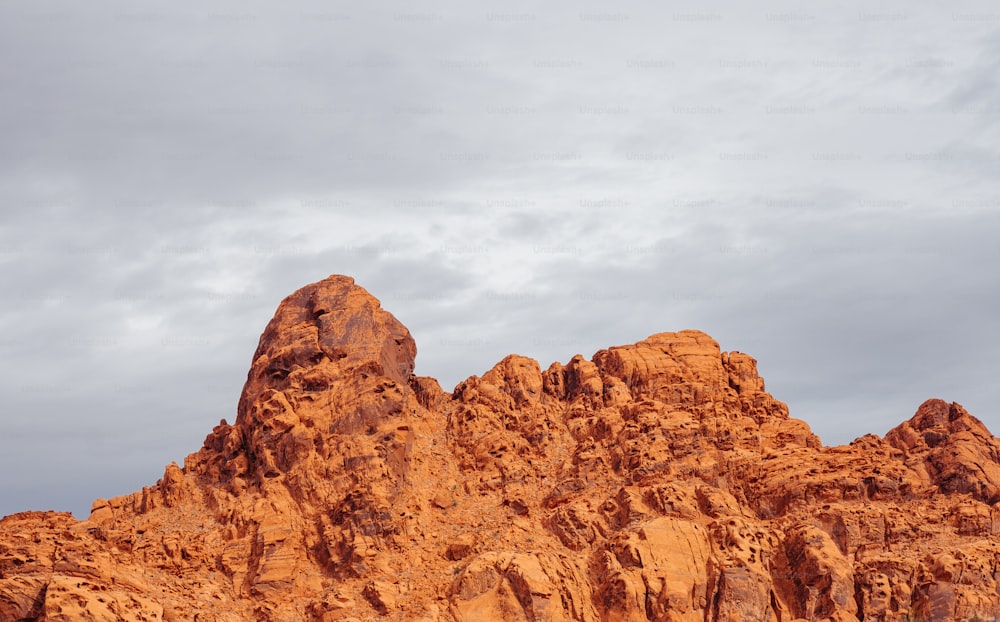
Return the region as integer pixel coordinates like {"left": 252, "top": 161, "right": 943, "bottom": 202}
{"left": 2, "top": 0, "right": 998, "bottom": 518}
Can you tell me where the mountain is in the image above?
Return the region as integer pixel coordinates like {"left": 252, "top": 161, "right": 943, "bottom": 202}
{"left": 3, "top": 274, "right": 1000, "bottom": 621}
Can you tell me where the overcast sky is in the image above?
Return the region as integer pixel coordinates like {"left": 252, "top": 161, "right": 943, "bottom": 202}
{"left": 2, "top": 0, "right": 998, "bottom": 519}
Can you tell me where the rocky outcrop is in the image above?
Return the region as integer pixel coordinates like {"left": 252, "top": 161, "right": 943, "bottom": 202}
{"left": 2, "top": 275, "right": 1000, "bottom": 621}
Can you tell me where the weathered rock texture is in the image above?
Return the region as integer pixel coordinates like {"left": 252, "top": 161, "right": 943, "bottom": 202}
{"left": 3, "top": 275, "right": 1000, "bottom": 621}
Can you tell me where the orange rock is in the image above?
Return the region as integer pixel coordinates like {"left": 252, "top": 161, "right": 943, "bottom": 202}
{"left": 2, "top": 275, "right": 1000, "bottom": 621}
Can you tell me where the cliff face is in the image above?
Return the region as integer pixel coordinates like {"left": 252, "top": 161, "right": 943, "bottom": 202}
{"left": 3, "top": 275, "right": 1000, "bottom": 622}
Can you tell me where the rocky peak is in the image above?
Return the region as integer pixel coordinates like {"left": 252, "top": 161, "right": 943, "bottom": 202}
{"left": 238, "top": 274, "right": 416, "bottom": 423}
{"left": 894, "top": 398, "right": 990, "bottom": 442}
{"left": 887, "top": 398, "right": 1000, "bottom": 503}
{"left": 195, "top": 275, "right": 424, "bottom": 490}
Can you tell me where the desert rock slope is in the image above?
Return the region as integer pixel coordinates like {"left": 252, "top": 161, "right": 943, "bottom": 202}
{"left": 3, "top": 275, "right": 1000, "bottom": 621}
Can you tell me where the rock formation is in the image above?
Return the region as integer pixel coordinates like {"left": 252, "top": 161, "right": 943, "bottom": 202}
{"left": 2, "top": 274, "right": 1000, "bottom": 621}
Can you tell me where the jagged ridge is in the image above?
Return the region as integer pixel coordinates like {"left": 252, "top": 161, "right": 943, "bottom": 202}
{"left": 2, "top": 275, "right": 1000, "bottom": 621}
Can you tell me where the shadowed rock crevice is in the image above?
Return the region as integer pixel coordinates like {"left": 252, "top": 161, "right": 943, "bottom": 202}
{"left": 2, "top": 275, "right": 1000, "bottom": 621}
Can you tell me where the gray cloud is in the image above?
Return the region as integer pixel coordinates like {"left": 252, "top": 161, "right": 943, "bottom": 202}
{"left": 2, "top": 0, "right": 998, "bottom": 518}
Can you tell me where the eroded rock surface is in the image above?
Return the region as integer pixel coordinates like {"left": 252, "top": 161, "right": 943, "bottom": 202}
{"left": 2, "top": 275, "right": 1000, "bottom": 621}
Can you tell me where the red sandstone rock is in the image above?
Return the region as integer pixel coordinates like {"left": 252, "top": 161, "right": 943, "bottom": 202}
{"left": 2, "top": 274, "right": 1000, "bottom": 621}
